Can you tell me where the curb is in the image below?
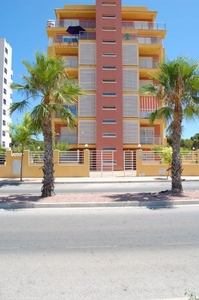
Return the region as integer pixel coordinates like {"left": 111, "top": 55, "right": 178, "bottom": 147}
{"left": 1, "top": 199, "right": 199, "bottom": 210}
{"left": 0, "top": 179, "right": 199, "bottom": 185}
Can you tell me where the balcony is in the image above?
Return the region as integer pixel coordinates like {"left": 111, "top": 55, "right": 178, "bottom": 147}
{"left": 122, "top": 34, "right": 162, "bottom": 45}
{"left": 140, "top": 136, "right": 162, "bottom": 145}
{"left": 139, "top": 59, "right": 158, "bottom": 69}
{"left": 47, "top": 20, "right": 96, "bottom": 29}
{"left": 63, "top": 58, "right": 78, "bottom": 68}
{"left": 54, "top": 136, "right": 78, "bottom": 144}
{"left": 122, "top": 21, "right": 166, "bottom": 31}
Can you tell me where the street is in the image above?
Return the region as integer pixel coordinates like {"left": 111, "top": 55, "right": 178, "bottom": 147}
{"left": 0, "top": 180, "right": 199, "bottom": 194}
{"left": 0, "top": 206, "right": 199, "bottom": 299}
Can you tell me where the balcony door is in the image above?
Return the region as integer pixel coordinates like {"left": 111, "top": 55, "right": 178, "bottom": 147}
{"left": 140, "top": 127, "right": 154, "bottom": 144}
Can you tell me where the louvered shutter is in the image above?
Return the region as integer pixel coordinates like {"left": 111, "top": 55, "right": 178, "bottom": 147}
{"left": 123, "top": 120, "right": 139, "bottom": 144}
{"left": 123, "top": 69, "right": 138, "bottom": 91}
{"left": 123, "top": 94, "right": 139, "bottom": 117}
{"left": 79, "top": 120, "right": 96, "bottom": 144}
{"left": 79, "top": 68, "right": 96, "bottom": 90}
{"left": 79, "top": 94, "right": 96, "bottom": 117}
{"left": 122, "top": 44, "right": 138, "bottom": 65}
{"left": 79, "top": 43, "right": 96, "bottom": 65}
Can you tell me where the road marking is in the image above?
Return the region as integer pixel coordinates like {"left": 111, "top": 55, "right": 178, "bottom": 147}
{"left": 164, "top": 241, "right": 199, "bottom": 246}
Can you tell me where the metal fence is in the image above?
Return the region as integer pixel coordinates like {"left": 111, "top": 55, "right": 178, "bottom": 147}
{"left": 140, "top": 151, "right": 198, "bottom": 164}
{"left": 59, "top": 150, "right": 84, "bottom": 164}
{"left": 0, "top": 152, "right": 6, "bottom": 164}
{"left": 29, "top": 151, "right": 45, "bottom": 165}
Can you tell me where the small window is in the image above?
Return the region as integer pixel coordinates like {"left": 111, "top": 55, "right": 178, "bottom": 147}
{"left": 103, "top": 160, "right": 116, "bottom": 164}
{"left": 102, "top": 53, "right": 116, "bottom": 57}
{"left": 4, "top": 58, "right": 8, "bottom": 64}
{"left": 5, "top": 47, "right": 8, "bottom": 54}
{"left": 103, "top": 147, "right": 116, "bottom": 151}
{"left": 3, "top": 89, "right": 6, "bottom": 94}
{"left": 102, "top": 79, "right": 116, "bottom": 83}
{"left": 2, "top": 141, "right": 5, "bottom": 147}
{"left": 4, "top": 68, "right": 7, "bottom": 74}
{"left": 102, "top": 119, "right": 116, "bottom": 124}
{"left": 102, "top": 92, "right": 116, "bottom": 96}
{"left": 3, "top": 110, "right": 6, "bottom": 115}
{"left": 102, "top": 133, "right": 117, "bottom": 137}
{"left": 102, "top": 40, "right": 116, "bottom": 44}
{"left": 10, "top": 94, "right": 12, "bottom": 99}
{"left": 102, "top": 66, "right": 116, "bottom": 70}
{"left": 2, "top": 131, "right": 6, "bottom": 137}
{"left": 102, "top": 27, "right": 116, "bottom": 31}
{"left": 102, "top": 2, "right": 116, "bottom": 6}
{"left": 4, "top": 78, "right": 7, "bottom": 84}
{"left": 102, "top": 15, "right": 116, "bottom": 19}
{"left": 103, "top": 106, "right": 116, "bottom": 110}
{"left": 3, "top": 120, "right": 6, "bottom": 126}
{"left": 3, "top": 99, "right": 6, "bottom": 105}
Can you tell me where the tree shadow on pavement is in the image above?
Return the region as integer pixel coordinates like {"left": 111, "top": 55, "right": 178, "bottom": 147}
{"left": 104, "top": 191, "right": 188, "bottom": 210}
{"left": 0, "top": 194, "right": 42, "bottom": 210}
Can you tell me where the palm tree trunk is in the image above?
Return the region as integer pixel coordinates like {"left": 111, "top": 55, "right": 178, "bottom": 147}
{"left": 41, "top": 116, "right": 55, "bottom": 197}
{"left": 171, "top": 107, "right": 183, "bottom": 193}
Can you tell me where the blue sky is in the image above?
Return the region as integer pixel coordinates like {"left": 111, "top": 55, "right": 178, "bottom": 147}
{"left": 1, "top": 0, "right": 199, "bottom": 139}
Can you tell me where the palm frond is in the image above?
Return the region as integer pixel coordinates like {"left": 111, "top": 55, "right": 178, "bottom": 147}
{"left": 149, "top": 106, "right": 174, "bottom": 124}
{"left": 9, "top": 100, "right": 29, "bottom": 115}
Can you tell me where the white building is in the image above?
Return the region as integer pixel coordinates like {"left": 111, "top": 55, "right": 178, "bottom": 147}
{"left": 0, "top": 38, "right": 13, "bottom": 148}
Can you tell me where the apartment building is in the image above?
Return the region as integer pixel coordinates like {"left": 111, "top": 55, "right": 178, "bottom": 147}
{"left": 0, "top": 38, "right": 12, "bottom": 148}
{"left": 46, "top": 1, "right": 167, "bottom": 170}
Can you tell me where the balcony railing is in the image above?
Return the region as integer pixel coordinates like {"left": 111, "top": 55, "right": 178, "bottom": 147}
{"left": 63, "top": 59, "right": 78, "bottom": 68}
{"left": 49, "top": 20, "right": 96, "bottom": 28}
{"left": 140, "top": 136, "right": 161, "bottom": 145}
{"left": 122, "top": 22, "right": 166, "bottom": 30}
{"left": 51, "top": 32, "right": 162, "bottom": 45}
{"left": 54, "top": 136, "right": 78, "bottom": 144}
{"left": 139, "top": 60, "right": 158, "bottom": 68}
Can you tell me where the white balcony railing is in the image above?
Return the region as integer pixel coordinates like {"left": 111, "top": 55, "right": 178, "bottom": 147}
{"left": 54, "top": 136, "right": 78, "bottom": 144}
{"left": 122, "top": 22, "right": 166, "bottom": 30}
{"left": 140, "top": 136, "right": 162, "bottom": 145}
{"left": 139, "top": 60, "right": 158, "bottom": 68}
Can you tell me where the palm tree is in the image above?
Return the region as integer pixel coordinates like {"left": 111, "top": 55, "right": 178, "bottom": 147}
{"left": 10, "top": 52, "right": 84, "bottom": 197}
{"left": 140, "top": 57, "right": 199, "bottom": 193}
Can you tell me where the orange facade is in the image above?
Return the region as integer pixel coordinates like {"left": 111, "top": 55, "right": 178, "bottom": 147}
{"left": 46, "top": 1, "right": 166, "bottom": 170}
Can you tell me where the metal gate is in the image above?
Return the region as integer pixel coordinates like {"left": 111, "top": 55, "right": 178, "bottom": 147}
{"left": 123, "top": 150, "right": 137, "bottom": 176}
{"left": 90, "top": 150, "right": 115, "bottom": 177}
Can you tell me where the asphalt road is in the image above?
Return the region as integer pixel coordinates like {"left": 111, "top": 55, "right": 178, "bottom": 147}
{"left": 0, "top": 206, "right": 199, "bottom": 299}
{"left": 0, "top": 180, "right": 198, "bottom": 194}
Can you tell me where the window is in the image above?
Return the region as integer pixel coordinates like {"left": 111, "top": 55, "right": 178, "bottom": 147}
{"left": 103, "top": 106, "right": 116, "bottom": 110}
{"left": 4, "top": 68, "right": 7, "bottom": 74}
{"left": 63, "top": 105, "right": 77, "bottom": 116}
{"left": 102, "top": 66, "right": 116, "bottom": 70}
{"left": 3, "top": 89, "right": 6, "bottom": 94}
{"left": 4, "top": 58, "right": 8, "bottom": 64}
{"left": 102, "top": 27, "right": 116, "bottom": 31}
{"left": 102, "top": 119, "right": 116, "bottom": 124}
{"left": 3, "top": 120, "right": 6, "bottom": 126}
{"left": 102, "top": 2, "right": 116, "bottom": 6}
{"left": 2, "top": 131, "right": 6, "bottom": 137}
{"left": 5, "top": 47, "right": 8, "bottom": 54}
{"left": 3, "top": 99, "right": 6, "bottom": 105}
{"left": 103, "top": 147, "right": 116, "bottom": 151}
{"left": 102, "top": 53, "right": 116, "bottom": 57}
{"left": 102, "top": 79, "right": 116, "bottom": 83}
{"left": 10, "top": 94, "right": 12, "bottom": 99}
{"left": 3, "top": 110, "right": 6, "bottom": 115}
{"left": 2, "top": 141, "right": 5, "bottom": 147}
{"left": 102, "top": 92, "right": 116, "bottom": 96}
{"left": 102, "top": 14, "right": 116, "bottom": 19}
{"left": 102, "top": 133, "right": 117, "bottom": 137}
{"left": 102, "top": 40, "right": 116, "bottom": 44}
{"left": 4, "top": 78, "right": 7, "bottom": 84}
